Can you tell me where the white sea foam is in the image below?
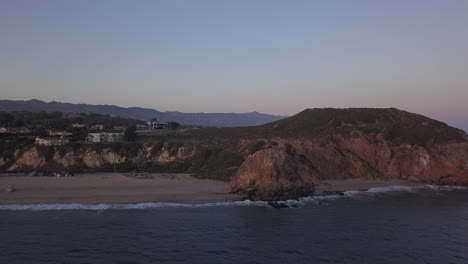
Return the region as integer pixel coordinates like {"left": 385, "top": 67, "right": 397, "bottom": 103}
{"left": 0, "top": 200, "right": 271, "bottom": 211}
{"left": 293, "top": 184, "right": 467, "bottom": 204}
{"left": 341, "top": 184, "right": 466, "bottom": 198}
{"left": 0, "top": 184, "right": 465, "bottom": 211}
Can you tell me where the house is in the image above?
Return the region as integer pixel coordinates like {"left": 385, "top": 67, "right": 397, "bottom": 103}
{"left": 86, "top": 133, "right": 101, "bottom": 143}
{"left": 49, "top": 130, "right": 72, "bottom": 137}
{"left": 35, "top": 137, "right": 70, "bottom": 146}
{"left": 0, "top": 127, "right": 31, "bottom": 134}
{"left": 147, "top": 119, "right": 168, "bottom": 130}
{"left": 86, "top": 132, "right": 124, "bottom": 143}
{"left": 147, "top": 119, "right": 160, "bottom": 130}
{"left": 72, "top": 123, "right": 85, "bottom": 128}
{"left": 103, "top": 132, "right": 125, "bottom": 143}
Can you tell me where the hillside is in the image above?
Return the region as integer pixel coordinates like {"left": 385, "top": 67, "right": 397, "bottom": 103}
{"left": 258, "top": 108, "right": 467, "bottom": 145}
{"left": 229, "top": 108, "right": 468, "bottom": 199}
{"left": 187, "top": 108, "right": 467, "bottom": 145}
{"left": 0, "top": 99, "right": 286, "bottom": 127}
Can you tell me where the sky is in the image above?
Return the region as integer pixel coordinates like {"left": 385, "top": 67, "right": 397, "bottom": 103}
{"left": 0, "top": 0, "right": 467, "bottom": 131}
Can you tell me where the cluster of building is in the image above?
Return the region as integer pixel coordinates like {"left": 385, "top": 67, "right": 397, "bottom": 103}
{"left": 35, "top": 129, "right": 73, "bottom": 146}
{"left": 34, "top": 128, "right": 127, "bottom": 145}
{"left": 35, "top": 137, "right": 70, "bottom": 146}
{"left": 84, "top": 125, "right": 127, "bottom": 143}
{"left": 136, "top": 119, "right": 170, "bottom": 136}
{"left": 2, "top": 118, "right": 173, "bottom": 146}
{"left": 0, "top": 126, "right": 73, "bottom": 146}
{"left": 86, "top": 132, "right": 125, "bottom": 143}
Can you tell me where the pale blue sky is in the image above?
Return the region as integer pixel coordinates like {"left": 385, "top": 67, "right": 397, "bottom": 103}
{"left": 1, "top": 0, "right": 467, "bottom": 130}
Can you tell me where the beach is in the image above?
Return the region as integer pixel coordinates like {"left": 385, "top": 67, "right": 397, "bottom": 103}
{"left": 0, "top": 173, "right": 425, "bottom": 205}
{"left": 0, "top": 173, "right": 240, "bottom": 205}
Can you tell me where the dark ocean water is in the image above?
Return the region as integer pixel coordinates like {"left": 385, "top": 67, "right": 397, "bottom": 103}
{"left": 1, "top": 188, "right": 468, "bottom": 264}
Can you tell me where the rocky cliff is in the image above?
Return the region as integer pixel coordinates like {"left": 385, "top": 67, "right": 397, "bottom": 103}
{"left": 230, "top": 108, "right": 468, "bottom": 199}
{"left": 2, "top": 108, "right": 468, "bottom": 200}
{"left": 0, "top": 139, "right": 249, "bottom": 181}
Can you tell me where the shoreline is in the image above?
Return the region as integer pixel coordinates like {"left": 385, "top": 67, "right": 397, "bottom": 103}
{"left": 0, "top": 173, "right": 439, "bottom": 206}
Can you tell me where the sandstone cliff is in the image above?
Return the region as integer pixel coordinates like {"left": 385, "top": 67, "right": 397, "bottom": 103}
{"left": 229, "top": 108, "right": 468, "bottom": 199}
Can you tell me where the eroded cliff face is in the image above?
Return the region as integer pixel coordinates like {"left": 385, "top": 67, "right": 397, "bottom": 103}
{"left": 0, "top": 139, "right": 249, "bottom": 181}
{"left": 336, "top": 134, "right": 468, "bottom": 184}
{"left": 1, "top": 141, "right": 200, "bottom": 174}
{"left": 7, "top": 147, "right": 47, "bottom": 171}
{"left": 230, "top": 147, "right": 318, "bottom": 200}
{"left": 229, "top": 134, "right": 468, "bottom": 199}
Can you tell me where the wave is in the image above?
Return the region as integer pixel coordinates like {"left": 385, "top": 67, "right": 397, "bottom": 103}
{"left": 0, "top": 184, "right": 465, "bottom": 211}
{"left": 0, "top": 200, "right": 271, "bottom": 211}
{"left": 346, "top": 184, "right": 466, "bottom": 195}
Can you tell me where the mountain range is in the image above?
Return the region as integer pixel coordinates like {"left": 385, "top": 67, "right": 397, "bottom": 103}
{"left": 0, "top": 99, "right": 286, "bottom": 127}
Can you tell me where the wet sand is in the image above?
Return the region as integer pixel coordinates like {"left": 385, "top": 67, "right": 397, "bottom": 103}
{"left": 0, "top": 173, "right": 240, "bottom": 205}
{"left": 0, "top": 173, "right": 423, "bottom": 205}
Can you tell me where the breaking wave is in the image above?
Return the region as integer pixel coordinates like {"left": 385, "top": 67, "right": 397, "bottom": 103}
{"left": 0, "top": 184, "right": 465, "bottom": 211}
{"left": 0, "top": 200, "right": 271, "bottom": 211}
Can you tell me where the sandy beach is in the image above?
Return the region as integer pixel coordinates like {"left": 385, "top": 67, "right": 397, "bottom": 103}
{"left": 0, "top": 173, "right": 240, "bottom": 205}
{"left": 0, "top": 173, "right": 426, "bottom": 205}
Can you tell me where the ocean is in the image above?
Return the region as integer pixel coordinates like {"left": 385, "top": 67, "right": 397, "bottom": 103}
{"left": 1, "top": 186, "right": 468, "bottom": 264}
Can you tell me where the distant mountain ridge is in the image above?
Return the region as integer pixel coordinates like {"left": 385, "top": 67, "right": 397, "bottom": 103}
{"left": 0, "top": 99, "right": 286, "bottom": 127}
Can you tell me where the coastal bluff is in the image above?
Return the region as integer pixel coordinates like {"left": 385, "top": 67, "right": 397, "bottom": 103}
{"left": 1, "top": 108, "right": 468, "bottom": 200}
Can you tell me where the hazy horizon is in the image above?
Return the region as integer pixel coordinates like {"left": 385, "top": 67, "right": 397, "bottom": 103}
{"left": 1, "top": 0, "right": 467, "bottom": 131}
